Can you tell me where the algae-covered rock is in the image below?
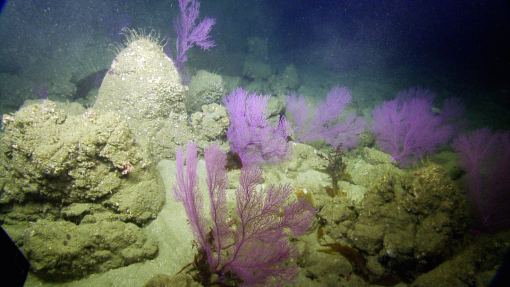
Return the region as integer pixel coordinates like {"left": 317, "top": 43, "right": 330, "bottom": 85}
{"left": 93, "top": 36, "right": 191, "bottom": 161}
{"left": 94, "top": 38, "right": 185, "bottom": 121}
{"left": 21, "top": 219, "right": 158, "bottom": 281}
{"left": 356, "top": 164, "right": 468, "bottom": 270}
{"left": 399, "top": 164, "right": 465, "bottom": 217}
{"left": 188, "top": 103, "right": 229, "bottom": 141}
{"left": 0, "top": 100, "right": 164, "bottom": 280}
{"left": 269, "top": 63, "right": 301, "bottom": 95}
{"left": 185, "top": 70, "right": 226, "bottom": 114}
{"left": 0, "top": 102, "right": 158, "bottom": 206}
{"left": 242, "top": 60, "right": 275, "bottom": 79}
{"left": 93, "top": 36, "right": 226, "bottom": 161}
{"left": 313, "top": 159, "right": 470, "bottom": 279}
{"left": 347, "top": 223, "right": 385, "bottom": 255}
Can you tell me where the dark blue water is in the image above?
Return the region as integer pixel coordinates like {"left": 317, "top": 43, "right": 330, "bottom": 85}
{"left": 1, "top": 0, "right": 508, "bottom": 129}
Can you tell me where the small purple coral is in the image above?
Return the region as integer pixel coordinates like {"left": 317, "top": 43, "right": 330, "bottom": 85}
{"left": 173, "top": 0, "right": 216, "bottom": 84}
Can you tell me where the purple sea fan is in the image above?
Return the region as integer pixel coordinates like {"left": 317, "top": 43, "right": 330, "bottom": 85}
{"left": 222, "top": 166, "right": 310, "bottom": 286}
{"left": 453, "top": 128, "right": 510, "bottom": 231}
{"left": 173, "top": 0, "right": 216, "bottom": 84}
{"left": 173, "top": 141, "right": 315, "bottom": 286}
{"left": 285, "top": 86, "right": 366, "bottom": 150}
{"left": 223, "top": 87, "right": 293, "bottom": 166}
{"left": 173, "top": 141, "right": 209, "bottom": 251}
{"left": 370, "top": 88, "right": 460, "bottom": 166}
{"left": 204, "top": 141, "right": 230, "bottom": 270}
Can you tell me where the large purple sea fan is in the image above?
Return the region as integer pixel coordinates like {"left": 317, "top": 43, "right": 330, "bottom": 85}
{"left": 370, "top": 87, "right": 464, "bottom": 166}
{"left": 173, "top": 141, "right": 315, "bottom": 286}
{"left": 285, "top": 86, "right": 367, "bottom": 150}
{"left": 453, "top": 128, "right": 510, "bottom": 231}
{"left": 223, "top": 87, "right": 293, "bottom": 166}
